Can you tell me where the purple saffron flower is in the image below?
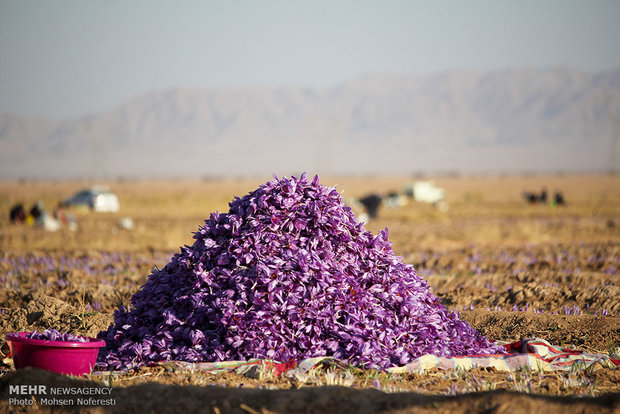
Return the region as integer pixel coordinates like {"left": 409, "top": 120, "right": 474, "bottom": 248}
{"left": 98, "top": 174, "right": 503, "bottom": 370}
{"left": 7, "top": 329, "right": 88, "bottom": 343}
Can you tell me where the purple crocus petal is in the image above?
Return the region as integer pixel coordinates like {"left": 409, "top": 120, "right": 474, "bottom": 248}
{"left": 97, "top": 174, "right": 503, "bottom": 370}
{"left": 17, "top": 329, "right": 89, "bottom": 343}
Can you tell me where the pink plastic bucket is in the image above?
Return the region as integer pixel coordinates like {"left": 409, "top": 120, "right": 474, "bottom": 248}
{"left": 6, "top": 332, "right": 106, "bottom": 376}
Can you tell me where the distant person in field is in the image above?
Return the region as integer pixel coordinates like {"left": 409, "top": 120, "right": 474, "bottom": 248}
{"left": 553, "top": 192, "right": 565, "bottom": 207}
{"left": 53, "top": 202, "right": 67, "bottom": 225}
{"left": 540, "top": 187, "right": 548, "bottom": 203}
{"left": 54, "top": 202, "right": 78, "bottom": 231}
{"left": 359, "top": 194, "right": 383, "bottom": 219}
{"left": 522, "top": 187, "right": 549, "bottom": 205}
{"left": 9, "top": 203, "right": 26, "bottom": 223}
{"left": 29, "top": 202, "right": 43, "bottom": 220}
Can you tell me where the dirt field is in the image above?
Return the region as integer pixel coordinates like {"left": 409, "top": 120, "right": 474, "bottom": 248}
{"left": 0, "top": 174, "right": 619, "bottom": 413}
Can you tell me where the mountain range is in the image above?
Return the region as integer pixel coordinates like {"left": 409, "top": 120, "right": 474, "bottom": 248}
{"left": 1, "top": 67, "right": 619, "bottom": 179}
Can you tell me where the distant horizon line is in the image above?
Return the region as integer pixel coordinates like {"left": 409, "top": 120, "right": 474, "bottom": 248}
{"left": 2, "top": 168, "right": 618, "bottom": 183}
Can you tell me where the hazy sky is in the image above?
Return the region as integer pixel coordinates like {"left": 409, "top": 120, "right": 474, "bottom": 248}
{"left": 1, "top": 0, "right": 619, "bottom": 119}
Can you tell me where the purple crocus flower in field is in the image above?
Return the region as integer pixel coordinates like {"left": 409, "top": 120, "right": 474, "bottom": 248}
{"left": 98, "top": 174, "right": 502, "bottom": 370}
{"left": 7, "top": 329, "right": 88, "bottom": 343}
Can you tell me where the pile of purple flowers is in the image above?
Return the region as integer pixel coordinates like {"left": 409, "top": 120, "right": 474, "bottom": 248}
{"left": 98, "top": 174, "right": 502, "bottom": 370}
{"left": 8, "top": 329, "right": 88, "bottom": 343}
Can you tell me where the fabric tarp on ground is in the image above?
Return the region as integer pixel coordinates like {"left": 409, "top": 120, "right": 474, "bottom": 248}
{"left": 115, "top": 338, "right": 618, "bottom": 378}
